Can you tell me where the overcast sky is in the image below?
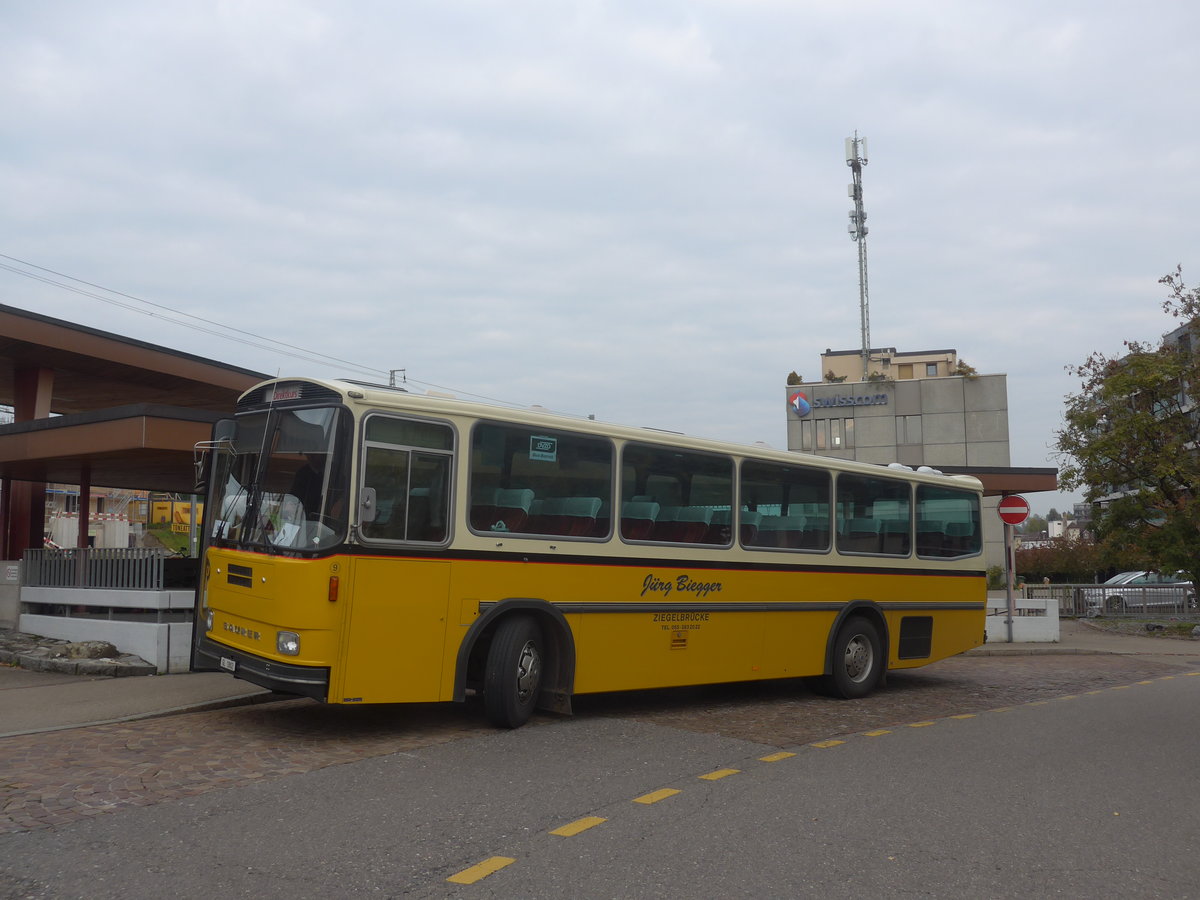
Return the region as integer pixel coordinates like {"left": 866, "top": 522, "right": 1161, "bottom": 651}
{"left": 4, "top": 1, "right": 1198, "bottom": 514}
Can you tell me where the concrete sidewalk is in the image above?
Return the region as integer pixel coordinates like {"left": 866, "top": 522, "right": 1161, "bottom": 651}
{"left": 974, "top": 616, "right": 1200, "bottom": 668}
{"left": 0, "top": 667, "right": 272, "bottom": 738}
{"left": 2, "top": 618, "right": 1198, "bottom": 738}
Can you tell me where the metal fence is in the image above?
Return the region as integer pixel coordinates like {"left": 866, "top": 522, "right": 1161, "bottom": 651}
{"left": 22, "top": 548, "right": 171, "bottom": 590}
{"left": 1022, "top": 583, "right": 1198, "bottom": 618}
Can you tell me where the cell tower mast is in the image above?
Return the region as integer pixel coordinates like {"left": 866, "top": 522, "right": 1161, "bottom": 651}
{"left": 845, "top": 133, "right": 870, "bottom": 380}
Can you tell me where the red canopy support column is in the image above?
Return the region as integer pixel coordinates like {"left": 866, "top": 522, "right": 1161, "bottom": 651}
{"left": 7, "top": 365, "right": 54, "bottom": 555}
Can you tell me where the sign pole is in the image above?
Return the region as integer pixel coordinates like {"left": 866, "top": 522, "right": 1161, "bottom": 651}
{"left": 996, "top": 494, "right": 1030, "bottom": 644}
{"left": 1004, "top": 521, "right": 1015, "bottom": 643}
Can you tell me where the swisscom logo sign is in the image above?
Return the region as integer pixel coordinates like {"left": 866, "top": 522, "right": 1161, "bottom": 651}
{"left": 789, "top": 390, "right": 889, "bottom": 417}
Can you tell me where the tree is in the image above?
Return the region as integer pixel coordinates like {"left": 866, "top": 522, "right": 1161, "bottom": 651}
{"left": 1055, "top": 268, "right": 1200, "bottom": 585}
{"left": 1022, "top": 514, "right": 1048, "bottom": 535}
{"left": 786, "top": 371, "right": 804, "bottom": 385}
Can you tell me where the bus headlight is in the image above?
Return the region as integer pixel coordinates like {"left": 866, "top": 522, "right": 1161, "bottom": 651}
{"left": 205, "top": 608, "right": 214, "bottom": 632}
{"left": 277, "top": 631, "right": 301, "bottom": 656}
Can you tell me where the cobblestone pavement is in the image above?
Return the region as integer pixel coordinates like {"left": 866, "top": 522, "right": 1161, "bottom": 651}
{"left": 1, "top": 653, "right": 1188, "bottom": 835}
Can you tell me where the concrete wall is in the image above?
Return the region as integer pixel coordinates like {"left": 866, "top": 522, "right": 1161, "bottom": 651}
{"left": 18, "top": 585, "right": 195, "bottom": 673}
{"left": 985, "top": 595, "right": 1059, "bottom": 642}
{"left": 0, "top": 560, "right": 19, "bottom": 630}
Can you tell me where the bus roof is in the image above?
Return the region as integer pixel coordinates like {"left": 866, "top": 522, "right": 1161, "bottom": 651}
{"left": 242, "top": 376, "right": 985, "bottom": 492}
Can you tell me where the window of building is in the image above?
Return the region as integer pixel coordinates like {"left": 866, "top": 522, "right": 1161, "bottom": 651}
{"left": 897, "top": 415, "right": 922, "bottom": 445}
{"left": 925, "top": 363, "right": 939, "bottom": 376}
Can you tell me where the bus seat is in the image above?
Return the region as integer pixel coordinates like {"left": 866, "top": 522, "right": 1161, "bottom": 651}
{"left": 916, "top": 520, "right": 945, "bottom": 556}
{"left": 738, "top": 509, "right": 762, "bottom": 545}
{"left": 881, "top": 518, "right": 911, "bottom": 555}
{"left": 944, "top": 520, "right": 975, "bottom": 554}
{"left": 529, "top": 496, "right": 603, "bottom": 536}
{"left": 754, "top": 514, "right": 806, "bottom": 549}
{"left": 471, "top": 487, "right": 535, "bottom": 533}
{"left": 620, "top": 501, "right": 660, "bottom": 540}
{"left": 654, "top": 506, "right": 713, "bottom": 543}
{"left": 841, "top": 517, "right": 882, "bottom": 553}
{"left": 706, "top": 508, "right": 733, "bottom": 545}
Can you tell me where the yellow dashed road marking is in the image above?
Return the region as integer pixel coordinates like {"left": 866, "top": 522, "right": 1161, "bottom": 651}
{"left": 699, "top": 768, "right": 739, "bottom": 781}
{"left": 863, "top": 729, "right": 891, "bottom": 737}
{"left": 760, "top": 751, "right": 796, "bottom": 762}
{"left": 949, "top": 714, "right": 977, "bottom": 719}
{"left": 907, "top": 721, "right": 935, "bottom": 728}
{"left": 550, "top": 816, "right": 606, "bottom": 837}
{"left": 811, "top": 739, "right": 845, "bottom": 748}
{"left": 634, "top": 788, "right": 681, "bottom": 805}
{"left": 447, "top": 856, "right": 516, "bottom": 884}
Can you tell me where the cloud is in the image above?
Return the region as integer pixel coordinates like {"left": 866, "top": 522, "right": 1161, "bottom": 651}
{"left": 3, "top": 0, "right": 1200, "bottom": 513}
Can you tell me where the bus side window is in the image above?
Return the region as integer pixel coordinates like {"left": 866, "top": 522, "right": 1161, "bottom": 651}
{"left": 835, "top": 473, "right": 911, "bottom": 557}
{"left": 362, "top": 415, "right": 455, "bottom": 544}
{"left": 740, "top": 460, "right": 831, "bottom": 552}
{"left": 916, "top": 485, "right": 981, "bottom": 559}
{"left": 469, "top": 421, "right": 614, "bottom": 539}
{"left": 621, "top": 444, "right": 732, "bottom": 545}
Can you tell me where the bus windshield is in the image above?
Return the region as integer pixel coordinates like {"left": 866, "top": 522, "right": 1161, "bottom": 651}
{"left": 208, "top": 406, "right": 350, "bottom": 553}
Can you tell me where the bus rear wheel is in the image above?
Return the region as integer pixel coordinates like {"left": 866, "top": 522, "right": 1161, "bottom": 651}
{"left": 818, "top": 615, "right": 883, "bottom": 699}
{"left": 484, "top": 616, "right": 543, "bottom": 728}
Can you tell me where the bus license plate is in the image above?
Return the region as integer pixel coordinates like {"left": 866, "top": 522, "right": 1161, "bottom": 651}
{"left": 219, "top": 657, "right": 237, "bottom": 673}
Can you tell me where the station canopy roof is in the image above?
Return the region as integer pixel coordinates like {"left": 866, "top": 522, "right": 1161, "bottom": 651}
{"left": 0, "top": 303, "right": 265, "bottom": 494}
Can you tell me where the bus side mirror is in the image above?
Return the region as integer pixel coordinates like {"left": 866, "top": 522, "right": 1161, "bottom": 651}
{"left": 359, "top": 486, "right": 377, "bottom": 524}
{"left": 194, "top": 451, "right": 210, "bottom": 493}
{"left": 194, "top": 419, "right": 236, "bottom": 493}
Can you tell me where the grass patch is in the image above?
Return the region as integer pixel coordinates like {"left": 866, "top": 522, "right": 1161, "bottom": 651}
{"left": 146, "top": 525, "right": 194, "bottom": 555}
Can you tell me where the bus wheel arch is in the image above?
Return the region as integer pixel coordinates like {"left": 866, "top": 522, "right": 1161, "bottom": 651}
{"left": 814, "top": 602, "right": 888, "bottom": 699}
{"left": 456, "top": 599, "right": 575, "bottom": 723}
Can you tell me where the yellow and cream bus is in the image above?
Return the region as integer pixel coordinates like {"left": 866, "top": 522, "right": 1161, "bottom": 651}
{"left": 192, "top": 377, "right": 986, "bottom": 727}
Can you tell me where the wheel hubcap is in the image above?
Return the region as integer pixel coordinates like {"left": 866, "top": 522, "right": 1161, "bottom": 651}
{"left": 515, "top": 640, "right": 541, "bottom": 701}
{"left": 844, "top": 635, "right": 873, "bottom": 683}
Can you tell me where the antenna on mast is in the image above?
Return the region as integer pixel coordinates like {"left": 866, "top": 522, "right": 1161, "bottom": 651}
{"left": 845, "top": 132, "right": 870, "bottom": 380}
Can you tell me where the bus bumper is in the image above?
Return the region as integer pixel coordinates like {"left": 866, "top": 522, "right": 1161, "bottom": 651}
{"left": 195, "top": 634, "right": 330, "bottom": 702}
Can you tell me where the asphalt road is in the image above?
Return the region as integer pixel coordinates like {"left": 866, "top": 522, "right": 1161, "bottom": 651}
{"left": 3, "top": 657, "right": 1198, "bottom": 898}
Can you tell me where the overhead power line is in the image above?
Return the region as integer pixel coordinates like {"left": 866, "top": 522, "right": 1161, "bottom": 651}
{"left": 0, "top": 252, "right": 561, "bottom": 414}
{"left": 0, "top": 253, "right": 388, "bottom": 379}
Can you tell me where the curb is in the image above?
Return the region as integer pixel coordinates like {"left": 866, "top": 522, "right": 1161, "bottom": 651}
{"left": 0, "top": 630, "right": 157, "bottom": 678}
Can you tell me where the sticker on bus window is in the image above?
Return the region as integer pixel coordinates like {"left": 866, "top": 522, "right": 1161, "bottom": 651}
{"left": 530, "top": 435, "right": 558, "bottom": 462}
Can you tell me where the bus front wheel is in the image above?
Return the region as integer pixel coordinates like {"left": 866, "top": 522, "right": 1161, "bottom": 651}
{"left": 484, "top": 616, "right": 543, "bottom": 728}
{"left": 818, "top": 616, "right": 883, "bottom": 699}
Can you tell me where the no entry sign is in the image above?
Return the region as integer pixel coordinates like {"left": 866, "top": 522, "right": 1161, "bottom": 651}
{"left": 997, "top": 495, "right": 1030, "bottom": 526}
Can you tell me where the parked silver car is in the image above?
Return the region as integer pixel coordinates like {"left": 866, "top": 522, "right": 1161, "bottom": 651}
{"left": 1086, "top": 571, "right": 1197, "bottom": 615}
